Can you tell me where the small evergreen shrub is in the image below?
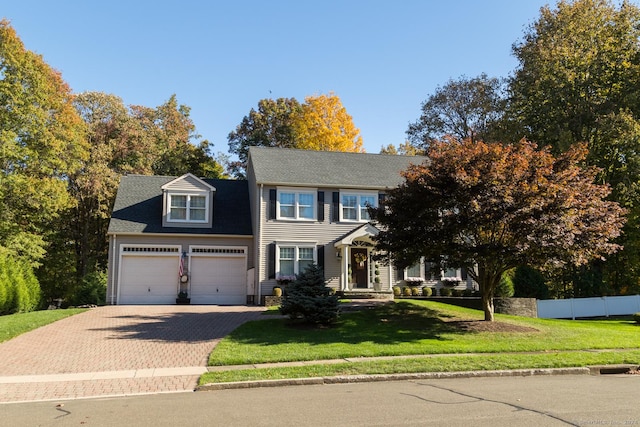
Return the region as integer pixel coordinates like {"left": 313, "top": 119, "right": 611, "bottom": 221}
{"left": 69, "top": 270, "right": 107, "bottom": 306}
{"left": 392, "top": 286, "right": 401, "bottom": 297}
{"left": 496, "top": 269, "right": 515, "bottom": 297}
{"left": 462, "top": 289, "right": 474, "bottom": 297}
{"left": 402, "top": 286, "right": 412, "bottom": 297}
{"left": 411, "top": 286, "right": 420, "bottom": 296}
{"left": 422, "top": 286, "right": 433, "bottom": 297}
{"left": 633, "top": 312, "right": 640, "bottom": 324}
{"left": 439, "top": 287, "right": 452, "bottom": 297}
{"left": 451, "top": 289, "right": 462, "bottom": 297}
{"left": 280, "top": 264, "right": 339, "bottom": 326}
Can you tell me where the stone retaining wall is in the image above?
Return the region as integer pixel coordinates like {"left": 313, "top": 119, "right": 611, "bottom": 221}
{"left": 408, "top": 297, "right": 538, "bottom": 318}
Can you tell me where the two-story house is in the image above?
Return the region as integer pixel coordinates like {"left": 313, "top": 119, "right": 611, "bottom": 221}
{"left": 106, "top": 147, "right": 470, "bottom": 305}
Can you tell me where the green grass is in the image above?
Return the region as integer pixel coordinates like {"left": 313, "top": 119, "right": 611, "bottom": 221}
{"left": 200, "top": 350, "right": 640, "bottom": 384}
{"left": 209, "top": 300, "right": 640, "bottom": 366}
{"left": 200, "top": 300, "right": 640, "bottom": 385}
{"left": 0, "top": 309, "right": 87, "bottom": 343}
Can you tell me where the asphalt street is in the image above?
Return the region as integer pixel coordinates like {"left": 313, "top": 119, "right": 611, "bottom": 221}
{"left": 2, "top": 374, "right": 639, "bottom": 426}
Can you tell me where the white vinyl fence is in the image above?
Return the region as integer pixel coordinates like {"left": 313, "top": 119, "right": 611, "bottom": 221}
{"left": 537, "top": 294, "right": 640, "bottom": 319}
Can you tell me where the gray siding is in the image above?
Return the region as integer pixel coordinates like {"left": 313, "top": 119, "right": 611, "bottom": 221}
{"left": 255, "top": 185, "right": 392, "bottom": 296}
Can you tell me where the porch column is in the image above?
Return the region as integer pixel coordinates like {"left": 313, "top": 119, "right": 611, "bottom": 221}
{"left": 342, "top": 246, "right": 349, "bottom": 291}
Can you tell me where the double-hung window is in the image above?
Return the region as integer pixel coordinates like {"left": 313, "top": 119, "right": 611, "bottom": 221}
{"left": 406, "top": 262, "right": 422, "bottom": 279}
{"left": 277, "top": 245, "right": 316, "bottom": 276}
{"left": 168, "top": 194, "right": 208, "bottom": 223}
{"left": 442, "top": 268, "right": 461, "bottom": 279}
{"left": 278, "top": 189, "right": 316, "bottom": 220}
{"left": 340, "top": 191, "right": 377, "bottom": 222}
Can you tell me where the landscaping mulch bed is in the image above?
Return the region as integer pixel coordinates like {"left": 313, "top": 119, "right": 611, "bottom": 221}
{"left": 448, "top": 320, "right": 539, "bottom": 333}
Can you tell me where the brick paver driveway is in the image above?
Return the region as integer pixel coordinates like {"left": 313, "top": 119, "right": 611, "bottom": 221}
{"left": 0, "top": 305, "right": 265, "bottom": 403}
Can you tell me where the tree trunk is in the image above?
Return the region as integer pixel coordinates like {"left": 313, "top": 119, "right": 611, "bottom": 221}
{"left": 481, "top": 293, "right": 494, "bottom": 321}
{"left": 477, "top": 263, "right": 498, "bottom": 322}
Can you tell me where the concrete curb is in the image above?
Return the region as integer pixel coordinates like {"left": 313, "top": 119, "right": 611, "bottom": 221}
{"left": 195, "top": 367, "right": 591, "bottom": 391}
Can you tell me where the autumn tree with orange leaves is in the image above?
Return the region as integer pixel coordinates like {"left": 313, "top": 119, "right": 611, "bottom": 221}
{"left": 370, "top": 139, "right": 626, "bottom": 321}
{"left": 228, "top": 93, "right": 363, "bottom": 177}
{"left": 295, "top": 93, "right": 363, "bottom": 153}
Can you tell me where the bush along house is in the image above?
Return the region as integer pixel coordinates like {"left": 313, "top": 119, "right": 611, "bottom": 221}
{"left": 106, "top": 147, "right": 474, "bottom": 305}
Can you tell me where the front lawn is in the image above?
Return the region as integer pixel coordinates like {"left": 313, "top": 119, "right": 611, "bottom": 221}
{"left": 201, "top": 300, "right": 639, "bottom": 385}
{"left": 0, "top": 309, "right": 87, "bottom": 343}
{"left": 208, "top": 300, "right": 639, "bottom": 366}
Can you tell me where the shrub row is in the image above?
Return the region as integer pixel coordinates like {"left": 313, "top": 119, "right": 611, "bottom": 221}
{"left": 393, "top": 286, "right": 480, "bottom": 298}
{"left": 0, "top": 253, "right": 41, "bottom": 314}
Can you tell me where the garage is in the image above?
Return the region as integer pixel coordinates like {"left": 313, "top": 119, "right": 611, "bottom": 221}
{"left": 118, "top": 246, "right": 180, "bottom": 304}
{"left": 189, "top": 246, "right": 247, "bottom": 305}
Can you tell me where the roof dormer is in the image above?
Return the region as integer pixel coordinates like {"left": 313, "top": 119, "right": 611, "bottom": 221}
{"left": 161, "top": 173, "right": 216, "bottom": 228}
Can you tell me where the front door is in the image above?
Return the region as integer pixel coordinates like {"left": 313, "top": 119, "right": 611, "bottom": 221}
{"left": 350, "top": 248, "right": 368, "bottom": 288}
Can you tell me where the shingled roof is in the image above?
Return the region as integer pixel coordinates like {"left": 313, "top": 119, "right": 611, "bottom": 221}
{"left": 248, "top": 146, "right": 427, "bottom": 189}
{"left": 107, "top": 175, "right": 252, "bottom": 235}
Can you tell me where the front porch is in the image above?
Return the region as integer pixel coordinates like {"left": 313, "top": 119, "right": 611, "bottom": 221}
{"left": 334, "top": 223, "right": 392, "bottom": 293}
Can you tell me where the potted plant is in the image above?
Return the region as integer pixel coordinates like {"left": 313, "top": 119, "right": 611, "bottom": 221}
{"left": 176, "top": 291, "right": 190, "bottom": 305}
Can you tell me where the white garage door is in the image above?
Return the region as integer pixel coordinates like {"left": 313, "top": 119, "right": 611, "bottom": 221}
{"left": 189, "top": 247, "right": 247, "bottom": 305}
{"left": 119, "top": 246, "right": 180, "bottom": 304}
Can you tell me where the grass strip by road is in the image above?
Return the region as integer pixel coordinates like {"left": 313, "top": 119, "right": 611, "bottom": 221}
{"left": 0, "top": 308, "right": 87, "bottom": 343}
{"left": 209, "top": 300, "right": 640, "bottom": 366}
{"left": 200, "top": 349, "right": 640, "bottom": 385}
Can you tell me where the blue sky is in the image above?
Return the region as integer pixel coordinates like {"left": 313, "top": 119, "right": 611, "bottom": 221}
{"left": 4, "top": 1, "right": 558, "bottom": 156}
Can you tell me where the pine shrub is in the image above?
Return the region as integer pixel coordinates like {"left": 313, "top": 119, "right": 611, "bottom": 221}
{"left": 0, "top": 252, "right": 41, "bottom": 314}
{"left": 280, "top": 264, "right": 339, "bottom": 326}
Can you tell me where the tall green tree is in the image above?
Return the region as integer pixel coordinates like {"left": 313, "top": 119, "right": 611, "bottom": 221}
{"left": 0, "top": 19, "right": 87, "bottom": 266}
{"left": 228, "top": 97, "right": 302, "bottom": 178}
{"left": 509, "top": 0, "right": 640, "bottom": 295}
{"left": 371, "top": 140, "right": 625, "bottom": 321}
{"left": 407, "top": 74, "right": 507, "bottom": 149}
{"left": 131, "top": 95, "right": 223, "bottom": 177}
{"left": 510, "top": 0, "right": 640, "bottom": 153}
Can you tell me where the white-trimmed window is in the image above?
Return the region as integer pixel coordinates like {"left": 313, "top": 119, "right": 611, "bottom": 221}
{"left": 406, "top": 262, "right": 422, "bottom": 278}
{"left": 278, "top": 189, "right": 316, "bottom": 220}
{"left": 442, "top": 268, "right": 461, "bottom": 279}
{"left": 168, "top": 194, "right": 208, "bottom": 223}
{"left": 277, "top": 245, "right": 316, "bottom": 276}
{"left": 340, "top": 191, "right": 377, "bottom": 222}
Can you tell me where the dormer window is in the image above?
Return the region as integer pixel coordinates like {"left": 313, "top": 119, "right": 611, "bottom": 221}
{"left": 161, "top": 174, "right": 215, "bottom": 228}
{"left": 168, "top": 194, "right": 208, "bottom": 222}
